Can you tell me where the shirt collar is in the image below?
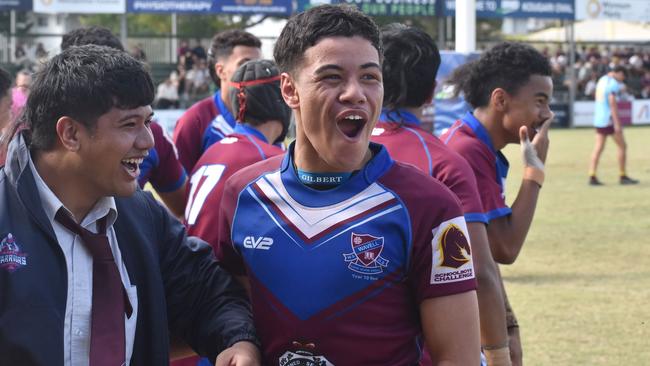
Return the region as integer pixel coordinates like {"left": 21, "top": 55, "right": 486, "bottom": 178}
{"left": 461, "top": 111, "right": 497, "bottom": 154}
{"left": 279, "top": 141, "right": 393, "bottom": 207}
{"left": 28, "top": 154, "right": 117, "bottom": 231}
{"left": 213, "top": 90, "right": 236, "bottom": 127}
{"left": 380, "top": 108, "right": 421, "bottom": 126}
{"left": 233, "top": 123, "right": 268, "bottom": 143}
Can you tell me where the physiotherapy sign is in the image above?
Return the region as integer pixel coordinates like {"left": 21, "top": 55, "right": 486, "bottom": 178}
{"left": 127, "top": 0, "right": 292, "bottom": 14}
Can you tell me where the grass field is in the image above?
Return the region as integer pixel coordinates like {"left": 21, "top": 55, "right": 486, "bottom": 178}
{"left": 499, "top": 126, "right": 650, "bottom": 365}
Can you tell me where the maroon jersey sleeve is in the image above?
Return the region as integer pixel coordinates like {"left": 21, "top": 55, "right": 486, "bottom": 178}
{"left": 149, "top": 122, "right": 187, "bottom": 192}
{"left": 173, "top": 97, "right": 215, "bottom": 173}
{"left": 380, "top": 163, "right": 476, "bottom": 304}
{"left": 430, "top": 148, "right": 487, "bottom": 224}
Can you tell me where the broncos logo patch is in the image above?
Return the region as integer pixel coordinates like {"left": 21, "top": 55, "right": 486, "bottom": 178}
{"left": 438, "top": 224, "right": 471, "bottom": 269}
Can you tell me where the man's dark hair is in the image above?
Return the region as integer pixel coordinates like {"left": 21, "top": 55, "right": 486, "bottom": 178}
{"left": 0, "top": 67, "right": 11, "bottom": 99}
{"left": 27, "top": 45, "right": 154, "bottom": 151}
{"left": 381, "top": 23, "right": 440, "bottom": 111}
{"left": 273, "top": 4, "right": 382, "bottom": 74}
{"left": 61, "top": 26, "right": 124, "bottom": 51}
{"left": 451, "top": 42, "right": 552, "bottom": 109}
{"left": 611, "top": 65, "right": 627, "bottom": 77}
{"left": 207, "top": 30, "right": 261, "bottom": 87}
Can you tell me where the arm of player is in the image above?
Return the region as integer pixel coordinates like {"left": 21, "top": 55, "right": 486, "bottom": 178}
{"left": 420, "top": 291, "right": 481, "bottom": 366}
{"left": 487, "top": 114, "right": 552, "bottom": 264}
{"left": 608, "top": 93, "right": 621, "bottom": 132}
{"left": 466, "top": 222, "right": 510, "bottom": 365}
{"left": 159, "top": 180, "right": 188, "bottom": 219}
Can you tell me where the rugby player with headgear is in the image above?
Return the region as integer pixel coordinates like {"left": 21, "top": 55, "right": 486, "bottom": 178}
{"left": 185, "top": 58, "right": 290, "bottom": 251}
{"left": 213, "top": 4, "right": 480, "bottom": 365}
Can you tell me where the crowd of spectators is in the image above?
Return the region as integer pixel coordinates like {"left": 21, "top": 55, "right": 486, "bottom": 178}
{"left": 544, "top": 45, "right": 650, "bottom": 100}
{"left": 9, "top": 39, "right": 650, "bottom": 107}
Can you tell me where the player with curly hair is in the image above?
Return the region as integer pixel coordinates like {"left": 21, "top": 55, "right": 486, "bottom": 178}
{"left": 441, "top": 42, "right": 555, "bottom": 366}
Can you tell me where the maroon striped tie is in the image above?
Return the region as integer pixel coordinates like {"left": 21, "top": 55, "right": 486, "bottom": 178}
{"left": 55, "top": 208, "right": 132, "bottom": 366}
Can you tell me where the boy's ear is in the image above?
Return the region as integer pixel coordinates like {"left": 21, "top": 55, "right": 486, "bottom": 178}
{"left": 281, "top": 73, "right": 300, "bottom": 109}
{"left": 490, "top": 88, "right": 508, "bottom": 112}
{"left": 55, "top": 116, "right": 82, "bottom": 152}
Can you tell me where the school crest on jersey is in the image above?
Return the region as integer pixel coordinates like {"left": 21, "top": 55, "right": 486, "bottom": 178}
{"left": 343, "top": 232, "right": 389, "bottom": 275}
{"left": 0, "top": 233, "right": 28, "bottom": 273}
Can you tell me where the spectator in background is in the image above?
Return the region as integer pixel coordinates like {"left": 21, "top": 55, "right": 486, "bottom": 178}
{"left": 185, "top": 58, "right": 211, "bottom": 102}
{"left": 11, "top": 70, "right": 31, "bottom": 121}
{"left": 0, "top": 67, "right": 13, "bottom": 165}
{"left": 156, "top": 71, "right": 181, "bottom": 109}
{"left": 178, "top": 39, "right": 190, "bottom": 61}
{"left": 192, "top": 38, "right": 207, "bottom": 60}
{"left": 641, "top": 69, "right": 650, "bottom": 99}
{"left": 583, "top": 71, "right": 599, "bottom": 100}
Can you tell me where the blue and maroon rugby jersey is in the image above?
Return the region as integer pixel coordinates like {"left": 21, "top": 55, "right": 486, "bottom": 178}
{"left": 138, "top": 121, "right": 186, "bottom": 192}
{"left": 173, "top": 92, "right": 236, "bottom": 173}
{"left": 441, "top": 112, "right": 512, "bottom": 222}
{"left": 372, "top": 108, "right": 487, "bottom": 224}
{"left": 216, "top": 142, "right": 476, "bottom": 365}
{"left": 185, "top": 123, "right": 284, "bottom": 250}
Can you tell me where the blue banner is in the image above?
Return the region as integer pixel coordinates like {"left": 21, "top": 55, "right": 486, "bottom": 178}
{"left": 297, "top": 0, "right": 438, "bottom": 16}
{"left": 127, "top": 0, "right": 291, "bottom": 15}
{"left": 0, "top": 0, "right": 31, "bottom": 10}
{"left": 443, "top": 0, "right": 575, "bottom": 19}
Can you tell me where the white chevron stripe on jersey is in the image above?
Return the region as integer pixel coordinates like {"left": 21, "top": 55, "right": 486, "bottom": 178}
{"left": 211, "top": 114, "right": 234, "bottom": 135}
{"left": 254, "top": 171, "right": 396, "bottom": 240}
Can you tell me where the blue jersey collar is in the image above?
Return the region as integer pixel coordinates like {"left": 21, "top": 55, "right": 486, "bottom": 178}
{"left": 279, "top": 141, "right": 393, "bottom": 207}
{"left": 461, "top": 112, "right": 497, "bottom": 153}
{"left": 380, "top": 108, "right": 421, "bottom": 126}
{"left": 213, "top": 90, "right": 236, "bottom": 128}
{"left": 233, "top": 123, "right": 268, "bottom": 143}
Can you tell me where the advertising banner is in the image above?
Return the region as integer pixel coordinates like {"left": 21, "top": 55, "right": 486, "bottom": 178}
{"left": 575, "top": 0, "right": 650, "bottom": 22}
{"left": 443, "top": 0, "right": 574, "bottom": 19}
{"left": 128, "top": 0, "right": 291, "bottom": 14}
{"left": 574, "top": 99, "right": 650, "bottom": 127}
{"left": 33, "top": 0, "right": 125, "bottom": 13}
{"left": 0, "top": 0, "right": 32, "bottom": 10}
{"left": 296, "top": 0, "right": 437, "bottom": 16}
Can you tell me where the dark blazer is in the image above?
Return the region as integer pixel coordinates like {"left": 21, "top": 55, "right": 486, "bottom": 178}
{"left": 0, "top": 133, "right": 257, "bottom": 365}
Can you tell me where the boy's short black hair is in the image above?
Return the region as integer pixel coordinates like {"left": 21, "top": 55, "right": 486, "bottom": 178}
{"left": 381, "top": 23, "right": 440, "bottom": 110}
{"left": 207, "top": 30, "right": 262, "bottom": 87}
{"left": 452, "top": 42, "right": 552, "bottom": 109}
{"left": 27, "top": 45, "right": 154, "bottom": 151}
{"left": 273, "top": 4, "right": 382, "bottom": 74}
{"left": 61, "top": 26, "right": 124, "bottom": 51}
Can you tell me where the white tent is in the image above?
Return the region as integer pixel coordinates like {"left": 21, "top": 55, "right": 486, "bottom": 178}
{"left": 524, "top": 20, "right": 650, "bottom": 43}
